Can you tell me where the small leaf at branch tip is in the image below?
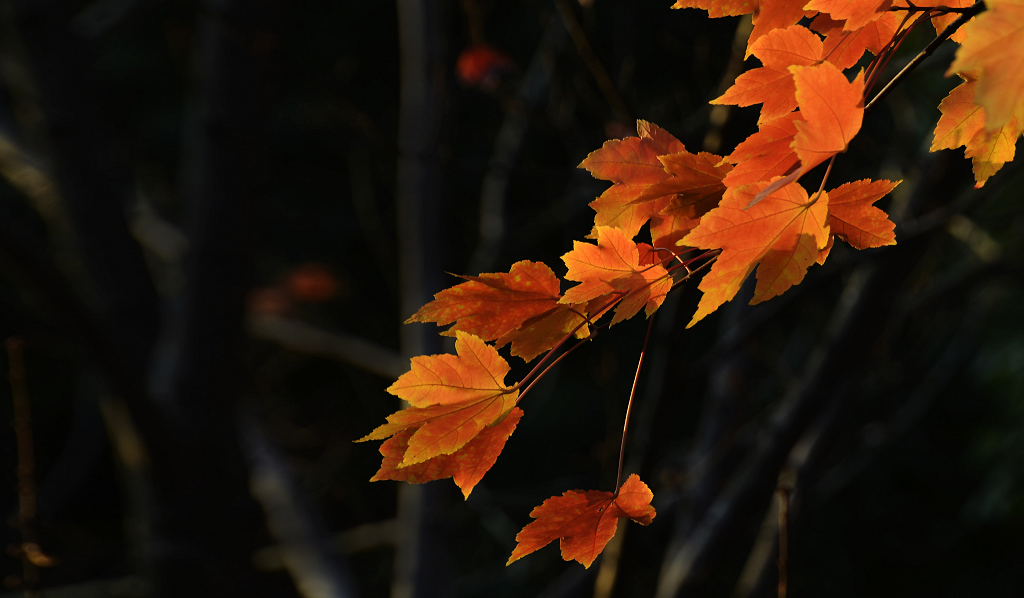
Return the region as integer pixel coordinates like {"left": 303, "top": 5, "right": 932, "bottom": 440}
{"left": 506, "top": 473, "right": 656, "bottom": 567}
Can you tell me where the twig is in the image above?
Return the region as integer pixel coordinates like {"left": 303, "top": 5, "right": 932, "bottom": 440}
{"left": 864, "top": 1, "right": 986, "bottom": 112}
{"left": 553, "top": 0, "right": 632, "bottom": 124}
{"left": 466, "top": 19, "right": 565, "bottom": 275}
{"left": 6, "top": 337, "right": 50, "bottom": 597}
{"left": 776, "top": 485, "right": 790, "bottom": 598}
{"left": 654, "top": 265, "right": 875, "bottom": 598}
{"left": 614, "top": 315, "right": 655, "bottom": 492}
{"left": 394, "top": 1, "right": 447, "bottom": 596}
{"left": 246, "top": 315, "right": 407, "bottom": 380}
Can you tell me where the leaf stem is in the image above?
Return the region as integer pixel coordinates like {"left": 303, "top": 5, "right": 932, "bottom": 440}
{"left": 865, "top": 1, "right": 986, "bottom": 112}
{"left": 507, "top": 293, "right": 623, "bottom": 393}
{"left": 614, "top": 314, "right": 655, "bottom": 494}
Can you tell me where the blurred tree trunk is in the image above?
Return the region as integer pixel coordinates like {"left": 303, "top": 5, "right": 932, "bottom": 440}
{"left": 393, "top": 1, "right": 447, "bottom": 596}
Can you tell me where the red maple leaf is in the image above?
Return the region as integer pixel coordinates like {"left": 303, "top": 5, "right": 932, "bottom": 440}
{"left": 406, "top": 260, "right": 562, "bottom": 342}
{"left": 507, "top": 474, "right": 656, "bottom": 568}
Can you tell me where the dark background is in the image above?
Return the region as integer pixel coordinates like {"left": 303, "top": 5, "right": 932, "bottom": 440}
{"left": 0, "top": 0, "right": 1022, "bottom": 597}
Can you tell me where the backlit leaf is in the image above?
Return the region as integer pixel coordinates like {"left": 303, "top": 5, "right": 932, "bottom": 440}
{"left": 714, "top": 25, "right": 823, "bottom": 123}
{"left": 507, "top": 474, "right": 656, "bottom": 568}
{"left": 791, "top": 62, "right": 865, "bottom": 176}
{"left": 358, "top": 332, "right": 519, "bottom": 466}
{"left": 826, "top": 178, "right": 899, "bottom": 249}
{"left": 406, "top": 261, "right": 562, "bottom": 342}
{"left": 560, "top": 226, "right": 674, "bottom": 325}
{"left": 804, "top": 0, "right": 892, "bottom": 31}
{"left": 371, "top": 408, "right": 523, "bottom": 499}
{"left": 683, "top": 180, "right": 830, "bottom": 327}
{"left": 582, "top": 121, "right": 687, "bottom": 238}
{"left": 932, "top": 76, "right": 1022, "bottom": 187}
{"left": 949, "top": 0, "right": 1024, "bottom": 130}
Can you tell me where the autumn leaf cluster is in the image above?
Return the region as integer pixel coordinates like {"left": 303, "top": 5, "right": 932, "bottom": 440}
{"left": 358, "top": 0, "right": 1024, "bottom": 569}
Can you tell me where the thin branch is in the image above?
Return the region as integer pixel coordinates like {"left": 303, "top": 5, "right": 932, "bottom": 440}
{"left": 553, "top": 0, "right": 632, "bottom": 124}
{"left": 246, "top": 315, "right": 407, "bottom": 381}
{"left": 614, "top": 314, "right": 655, "bottom": 493}
{"left": 865, "top": 1, "right": 986, "bottom": 112}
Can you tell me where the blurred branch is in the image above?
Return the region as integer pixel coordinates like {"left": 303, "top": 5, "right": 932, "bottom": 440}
{"left": 553, "top": 0, "right": 631, "bottom": 125}
{"left": 466, "top": 18, "right": 566, "bottom": 275}
{"left": 241, "top": 412, "right": 359, "bottom": 598}
{"left": 247, "top": 315, "right": 406, "bottom": 380}
{"left": 394, "top": 1, "right": 447, "bottom": 597}
{"left": 253, "top": 520, "right": 400, "bottom": 571}
{"left": 656, "top": 265, "right": 875, "bottom": 597}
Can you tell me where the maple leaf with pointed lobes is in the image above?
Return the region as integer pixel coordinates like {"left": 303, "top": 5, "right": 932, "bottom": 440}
{"left": 714, "top": 25, "right": 824, "bottom": 124}
{"left": 357, "top": 332, "right": 518, "bottom": 466}
{"left": 495, "top": 304, "right": 590, "bottom": 363}
{"left": 949, "top": 0, "right": 1024, "bottom": 131}
{"left": 507, "top": 474, "right": 656, "bottom": 568}
{"left": 722, "top": 112, "right": 802, "bottom": 189}
{"left": 644, "top": 150, "right": 733, "bottom": 249}
{"left": 912, "top": 0, "right": 975, "bottom": 42}
{"left": 671, "top": 0, "right": 756, "bottom": 18}
{"left": 560, "top": 226, "right": 674, "bottom": 326}
{"left": 748, "top": 0, "right": 817, "bottom": 55}
{"left": 791, "top": 62, "right": 866, "bottom": 176}
{"left": 931, "top": 76, "right": 1021, "bottom": 188}
{"left": 816, "top": 178, "right": 899, "bottom": 263}
{"left": 804, "top": 0, "right": 892, "bottom": 31}
{"left": 581, "top": 121, "right": 687, "bottom": 239}
{"left": 371, "top": 408, "right": 522, "bottom": 499}
{"left": 811, "top": 13, "right": 901, "bottom": 70}
{"left": 826, "top": 179, "right": 900, "bottom": 249}
{"left": 683, "top": 180, "right": 830, "bottom": 327}
{"left": 407, "top": 260, "right": 563, "bottom": 342}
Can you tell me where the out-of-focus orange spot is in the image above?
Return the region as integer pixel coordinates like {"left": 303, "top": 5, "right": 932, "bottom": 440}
{"left": 285, "top": 262, "right": 339, "bottom": 303}
{"left": 247, "top": 287, "right": 293, "bottom": 316}
{"left": 456, "top": 45, "right": 514, "bottom": 91}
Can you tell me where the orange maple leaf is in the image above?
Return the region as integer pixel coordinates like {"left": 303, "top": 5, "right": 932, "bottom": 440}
{"left": 826, "top": 178, "right": 900, "bottom": 250}
{"left": 791, "top": 62, "right": 866, "bottom": 176}
{"left": 911, "top": 0, "right": 975, "bottom": 42}
{"left": 407, "top": 261, "right": 563, "bottom": 341}
{"left": 371, "top": 408, "right": 523, "bottom": 499}
{"left": 812, "top": 13, "right": 901, "bottom": 70}
{"left": 748, "top": 0, "right": 817, "bottom": 54}
{"left": 714, "top": 25, "right": 824, "bottom": 123}
{"left": 931, "top": 76, "right": 1021, "bottom": 187}
{"left": 804, "top": 0, "right": 892, "bottom": 31}
{"left": 682, "top": 180, "right": 830, "bottom": 327}
{"left": 646, "top": 150, "right": 733, "bottom": 249}
{"left": 560, "top": 226, "right": 674, "bottom": 325}
{"left": 722, "top": 113, "right": 802, "bottom": 189}
{"left": 671, "top": 0, "right": 757, "bottom": 18}
{"left": 495, "top": 304, "right": 591, "bottom": 362}
{"left": 582, "top": 121, "right": 687, "bottom": 238}
{"left": 506, "top": 474, "right": 656, "bottom": 568}
{"left": 948, "top": 0, "right": 1024, "bottom": 131}
{"left": 357, "top": 332, "right": 518, "bottom": 466}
